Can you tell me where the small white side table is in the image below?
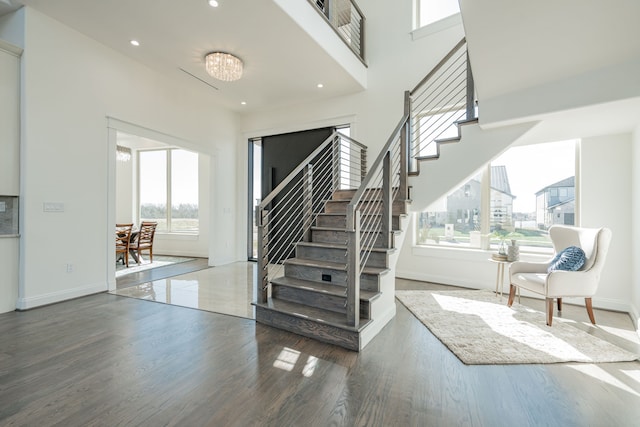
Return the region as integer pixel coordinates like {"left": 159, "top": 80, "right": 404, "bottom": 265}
{"left": 489, "top": 258, "right": 512, "bottom": 298}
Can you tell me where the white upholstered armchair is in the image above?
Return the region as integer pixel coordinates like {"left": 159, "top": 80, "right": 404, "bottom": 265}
{"left": 507, "top": 225, "right": 612, "bottom": 326}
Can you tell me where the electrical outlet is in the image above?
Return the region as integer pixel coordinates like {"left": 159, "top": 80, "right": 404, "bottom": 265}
{"left": 66, "top": 263, "right": 73, "bottom": 273}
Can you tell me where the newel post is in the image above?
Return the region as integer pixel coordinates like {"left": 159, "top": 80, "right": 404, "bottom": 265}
{"left": 382, "top": 151, "right": 392, "bottom": 249}
{"left": 302, "top": 164, "right": 313, "bottom": 242}
{"left": 346, "top": 206, "right": 360, "bottom": 328}
{"left": 400, "top": 90, "right": 410, "bottom": 198}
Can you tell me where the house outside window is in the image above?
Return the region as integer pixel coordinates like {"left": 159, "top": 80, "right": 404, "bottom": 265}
{"left": 416, "top": 140, "right": 577, "bottom": 251}
{"left": 139, "top": 148, "right": 199, "bottom": 233}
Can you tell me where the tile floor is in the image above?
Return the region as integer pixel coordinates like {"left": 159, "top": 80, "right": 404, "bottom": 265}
{"left": 112, "top": 261, "right": 257, "bottom": 319}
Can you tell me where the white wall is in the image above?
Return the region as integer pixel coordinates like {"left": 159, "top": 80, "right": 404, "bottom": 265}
{"left": 580, "top": 134, "right": 632, "bottom": 311}
{"left": 0, "top": 39, "right": 20, "bottom": 314}
{"left": 397, "top": 133, "right": 635, "bottom": 313}
{"left": 632, "top": 125, "right": 640, "bottom": 328}
{"left": 16, "top": 7, "right": 239, "bottom": 309}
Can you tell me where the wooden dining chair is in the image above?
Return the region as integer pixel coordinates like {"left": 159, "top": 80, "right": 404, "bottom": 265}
{"left": 115, "top": 223, "right": 134, "bottom": 268}
{"left": 130, "top": 221, "right": 158, "bottom": 264}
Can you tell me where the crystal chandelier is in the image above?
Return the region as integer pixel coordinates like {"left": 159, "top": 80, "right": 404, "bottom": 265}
{"left": 205, "top": 52, "right": 243, "bottom": 81}
{"left": 116, "top": 145, "right": 131, "bottom": 162}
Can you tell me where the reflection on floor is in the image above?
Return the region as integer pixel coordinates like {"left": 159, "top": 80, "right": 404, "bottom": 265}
{"left": 111, "top": 262, "right": 257, "bottom": 319}
{"left": 111, "top": 261, "right": 640, "bottom": 356}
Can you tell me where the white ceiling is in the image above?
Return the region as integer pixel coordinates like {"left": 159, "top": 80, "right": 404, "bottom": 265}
{"left": 5, "top": 0, "right": 365, "bottom": 112}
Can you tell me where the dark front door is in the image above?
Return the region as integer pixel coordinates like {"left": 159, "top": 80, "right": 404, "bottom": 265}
{"left": 261, "top": 127, "right": 334, "bottom": 262}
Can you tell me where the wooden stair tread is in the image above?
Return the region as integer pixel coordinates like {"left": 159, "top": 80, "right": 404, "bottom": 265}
{"left": 271, "top": 276, "right": 379, "bottom": 301}
{"left": 285, "top": 257, "right": 390, "bottom": 275}
{"left": 296, "top": 241, "right": 396, "bottom": 253}
{"left": 253, "top": 298, "right": 371, "bottom": 332}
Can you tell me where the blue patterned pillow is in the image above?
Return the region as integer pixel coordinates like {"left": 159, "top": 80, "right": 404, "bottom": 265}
{"left": 547, "top": 246, "right": 586, "bottom": 273}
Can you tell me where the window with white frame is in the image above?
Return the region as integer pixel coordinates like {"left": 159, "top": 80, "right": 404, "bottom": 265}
{"left": 414, "top": 0, "right": 460, "bottom": 29}
{"left": 139, "top": 148, "right": 199, "bottom": 233}
{"left": 416, "top": 140, "right": 577, "bottom": 251}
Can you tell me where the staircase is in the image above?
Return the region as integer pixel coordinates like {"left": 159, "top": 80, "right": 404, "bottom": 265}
{"left": 253, "top": 37, "right": 479, "bottom": 351}
{"left": 254, "top": 188, "right": 407, "bottom": 351}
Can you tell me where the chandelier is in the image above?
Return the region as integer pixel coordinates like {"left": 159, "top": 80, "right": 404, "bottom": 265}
{"left": 116, "top": 145, "right": 131, "bottom": 162}
{"left": 205, "top": 52, "right": 243, "bottom": 81}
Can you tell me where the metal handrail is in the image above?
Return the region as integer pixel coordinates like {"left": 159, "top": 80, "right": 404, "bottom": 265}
{"left": 343, "top": 38, "right": 475, "bottom": 328}
{"left": 407, "top": 37, "right": 475, "bottom": 171}
{"left": 345, "top": 113, "right": 409, "bottom": 326}
{"left": 256, "top": 131, "right": 367, "bottom": 303}
{"left": 309, "top": 0, "right": 366, "bottom": 64}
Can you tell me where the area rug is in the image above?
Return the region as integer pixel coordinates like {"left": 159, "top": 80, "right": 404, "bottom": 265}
{"left": 396, "top": 289, "right": 639, "bottom": 365}
{"left": 116, "top": 256, "right": 195, "bottom": 278}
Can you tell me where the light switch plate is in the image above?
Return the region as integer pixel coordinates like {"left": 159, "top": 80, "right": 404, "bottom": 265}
{"left": 43, "top": 202, "right": 64, "bottom": 212}
{"left": 0, "top": 201, "right": 5, "bottom": 212}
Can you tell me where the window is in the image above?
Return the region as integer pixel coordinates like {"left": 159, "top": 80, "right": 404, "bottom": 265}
{"left": 139, "top": 149, "right": 199, "bottom": 233}
{"left": 416, "top": 140, "right": 577, "bottom": 251}
{"left": 415, "top": 0, "right": 460, "bottom": 29}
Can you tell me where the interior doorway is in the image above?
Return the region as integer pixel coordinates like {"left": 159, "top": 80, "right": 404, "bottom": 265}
{"left": 107, "top": 118, "right": 210, "bottom": 291}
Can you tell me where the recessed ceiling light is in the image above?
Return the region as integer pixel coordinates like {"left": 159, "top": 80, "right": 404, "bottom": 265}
{"left": 130, "top": 40, "right": 140, "bottom": 47}
{"left": 241, "top": 101, "right": 247, "bottom": 105}
{"left": 208, "top": 0, "right": 219, "bottom": 7}
{"left": 317, "top": 83, "right": 324, "bottom": 88}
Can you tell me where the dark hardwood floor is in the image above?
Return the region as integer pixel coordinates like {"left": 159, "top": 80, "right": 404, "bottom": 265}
{"left": 1, "top": 277, "right": 639, "bottom": 426}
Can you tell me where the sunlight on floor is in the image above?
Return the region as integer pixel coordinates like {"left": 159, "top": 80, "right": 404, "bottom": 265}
{"left": 273, "top": 347, "right": 318, "bottom": 377}
{"left": 433, "top": 293, "right": 592, "bottom": 360}
{"left": 568, "top": 365, "right": 640, "bottom": 397}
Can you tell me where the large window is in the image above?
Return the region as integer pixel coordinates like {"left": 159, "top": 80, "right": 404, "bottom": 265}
{"left": 416, "top": 140, "right": 577, "bottom": 251}
{"left": 415, "top": 0, "right": 460, "bottom": 29}
{"left": 139, "top": 148, "right": 199, "bottom": 233}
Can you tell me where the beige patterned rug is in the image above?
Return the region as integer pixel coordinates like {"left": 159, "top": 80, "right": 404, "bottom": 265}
{"left": 396, "top": 290, "right": 639, "bottom": 365}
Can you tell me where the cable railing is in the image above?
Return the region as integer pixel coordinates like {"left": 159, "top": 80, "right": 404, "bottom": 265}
{"left": 407, "top": 37, "right": 475, "bottom": 172}
{"left": 345, "top": 115, "right": 409, "bottom": 327}
{"left": 256, "top": 131, "right": 367, "bottom": 303}
{"left": 256, "top": 37, "right": 474, "bottom": 331}
{"left": 310, "top": 0, "right": 366, "bottom": 63}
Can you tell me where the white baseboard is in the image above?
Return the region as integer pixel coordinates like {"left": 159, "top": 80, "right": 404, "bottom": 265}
{"left": 396, "top": 269, "right": 485, "bottom": 290}
{"left": 16, "top": 281, "right": 106, "bottom": 310}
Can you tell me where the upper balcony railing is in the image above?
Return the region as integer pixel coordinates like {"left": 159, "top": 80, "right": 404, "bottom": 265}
{"left": 310, "top": 0, "right": 366, "bottom": 63}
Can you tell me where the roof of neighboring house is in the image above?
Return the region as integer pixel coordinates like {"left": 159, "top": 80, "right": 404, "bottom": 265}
{"left": 548, "top": 198, "right": 575, "bottom": 210}
{"left": 491, "top": 165, "right": 514, "bottom": 196}
{"left": 535, "top": 176, "right": 575, "bottom": 195}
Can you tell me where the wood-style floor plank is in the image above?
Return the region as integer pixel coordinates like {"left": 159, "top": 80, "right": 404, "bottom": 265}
{"left": 1, "top": 277, "right": 639, "bottom": 426}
